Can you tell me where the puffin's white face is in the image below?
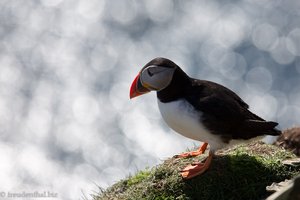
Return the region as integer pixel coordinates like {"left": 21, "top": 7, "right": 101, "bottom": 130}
{"left": 140, "top": 65, "right": 175, "bottom": 91}
{"left": 130, "top": 65, "right": 176, "bottom": 98}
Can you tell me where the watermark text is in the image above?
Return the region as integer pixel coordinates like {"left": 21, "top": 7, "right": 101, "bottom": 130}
{"left": 0, "top": 191, "right": 58, "bottom": 198}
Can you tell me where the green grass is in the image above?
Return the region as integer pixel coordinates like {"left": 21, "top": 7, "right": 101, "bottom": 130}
{"left": 127, "top": 170, "right": 151, "bottom": 186}
{"left": 93, "top": 142, "right": 300, "bottom": 200}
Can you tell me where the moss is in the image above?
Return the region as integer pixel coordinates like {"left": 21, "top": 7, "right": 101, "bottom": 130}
{"left": 94, "top": 142, "right": 300, "bottom": 200}
{"left": 127, "top": 170, "right": 151, "bottom": 186}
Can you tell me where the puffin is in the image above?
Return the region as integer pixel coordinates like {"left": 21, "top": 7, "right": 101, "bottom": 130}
{"left": 129, "top": 57, "right": 281, "bottom": 179}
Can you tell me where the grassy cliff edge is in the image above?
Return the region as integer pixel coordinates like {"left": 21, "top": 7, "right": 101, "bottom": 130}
{"left": 94, "top": 142, "right": 300, "bottom": 200}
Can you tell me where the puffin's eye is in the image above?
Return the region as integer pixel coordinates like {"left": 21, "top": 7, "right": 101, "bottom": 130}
{"left": 147, "top": 69, "right": 154, "bottom": 77}
{"left": 146, "top": 66, "right": 168, "bottom": 77}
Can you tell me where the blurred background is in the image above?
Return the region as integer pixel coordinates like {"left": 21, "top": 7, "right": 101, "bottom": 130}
{"left": 0, "top": 0, "right": 300, "bottom": 199}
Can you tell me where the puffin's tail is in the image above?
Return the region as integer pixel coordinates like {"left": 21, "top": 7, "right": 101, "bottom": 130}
{"left": 242, "top": 120, "right": 281, "bottom": 136}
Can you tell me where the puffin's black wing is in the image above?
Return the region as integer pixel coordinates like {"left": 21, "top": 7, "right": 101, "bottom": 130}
{"left": 184, "top": 79, "right": 281, "bottom": 141}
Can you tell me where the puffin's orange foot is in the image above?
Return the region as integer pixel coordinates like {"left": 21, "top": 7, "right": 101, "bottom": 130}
{"left": 174, "top": 142, "right": 208, "bottom": 158}
{"left": 180, "top": 151, "right": 213, "bottom": 179}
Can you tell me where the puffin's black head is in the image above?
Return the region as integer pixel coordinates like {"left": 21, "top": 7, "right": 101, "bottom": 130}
{"left": 130, "top": 57, "right": 180, "bottom": 99}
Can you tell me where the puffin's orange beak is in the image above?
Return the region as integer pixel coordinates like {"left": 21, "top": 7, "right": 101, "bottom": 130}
{"left": 130, "top": 74, "right": 150, "bottom": 99}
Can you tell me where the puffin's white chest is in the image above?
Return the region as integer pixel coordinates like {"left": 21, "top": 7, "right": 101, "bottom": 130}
{"left": 157, "top": 99, "right": 225, "bottom": 150}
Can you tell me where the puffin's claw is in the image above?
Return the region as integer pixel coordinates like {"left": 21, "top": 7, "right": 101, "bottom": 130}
{"left": 180, "top": 151, "right": 213, "bottom": 179}
{"left": 173, "top": 142, "right": 212, "bottom": 179}
{"left": 174, "top": 142, "right": 208, "bottom": 158}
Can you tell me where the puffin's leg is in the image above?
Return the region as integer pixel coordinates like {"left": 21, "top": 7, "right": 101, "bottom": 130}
{"left": 180, "top": 150, "right": 213, "bottom": 179}
{"left": 174, "top": 142, "right": 208, "bottom": 158}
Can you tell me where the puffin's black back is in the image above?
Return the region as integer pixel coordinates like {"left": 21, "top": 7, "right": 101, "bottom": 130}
{"left": 156, "top": 59, "right": 281, "bottom": 142}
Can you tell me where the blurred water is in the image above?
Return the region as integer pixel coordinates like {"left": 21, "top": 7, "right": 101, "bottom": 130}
{"left": 0, "top": 0, "right": 300, "bottom": 199}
